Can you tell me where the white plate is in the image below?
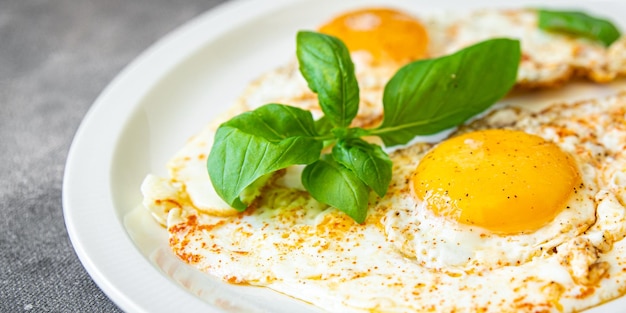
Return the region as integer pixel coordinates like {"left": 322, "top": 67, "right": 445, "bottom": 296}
{"left": 63, "top": 0, "right": 626, "bottom": 312}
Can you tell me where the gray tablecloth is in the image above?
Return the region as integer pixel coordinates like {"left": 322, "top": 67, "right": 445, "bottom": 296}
{"left": 0, "top": 0, "right": 227, "bottom": 311}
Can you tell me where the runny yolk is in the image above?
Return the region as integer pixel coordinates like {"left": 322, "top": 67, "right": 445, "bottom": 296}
{"left": 318, "top": 8, "right": 429, "bottom": 66}
{"left": 412, "top": 129, "right": 582, "bottom": 234}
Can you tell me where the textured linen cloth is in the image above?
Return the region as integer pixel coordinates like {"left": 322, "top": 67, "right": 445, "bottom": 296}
{"left": 0, "top": 0, "right": 226, "bottom": 311}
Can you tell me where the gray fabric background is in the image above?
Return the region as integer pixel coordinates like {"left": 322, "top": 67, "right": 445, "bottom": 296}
{"left": 0, "top": 0, "right": 227, "bottom": 311}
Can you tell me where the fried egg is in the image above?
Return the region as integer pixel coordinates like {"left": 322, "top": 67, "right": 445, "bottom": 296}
{"left": 425, "top": 8, "right": 626, "bottom": 88}
{"left": 384, "top": 129, "right": 597, "bottom": 273}
{"left": 143, "top": 91, "right": 626, "bottom": 312}
{"left": 236, "top": 7, "right": 626, "bottom": 131}
{"left": 140, "top": 6, "right": 626, "bottom": 313}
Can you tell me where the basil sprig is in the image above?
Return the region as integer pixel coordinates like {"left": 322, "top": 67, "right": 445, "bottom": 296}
{"left": 208, "top": 31, "right": 520, "bottom": 223}
{"left": 538, "top": 9, "right": 621, "bottom": 46}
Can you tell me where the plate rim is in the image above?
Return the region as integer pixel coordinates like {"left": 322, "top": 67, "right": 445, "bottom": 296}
{"left": 62, "top": 0, "right": 299, "bottom": 312}
{"left": 63, "top": 0, "right": 626, "bottom": 312}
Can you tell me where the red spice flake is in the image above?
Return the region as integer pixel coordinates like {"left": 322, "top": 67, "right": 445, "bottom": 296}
{"left": 176, "top": 250, "right": 201, "bottom": 264}
{"left": 575, "top": 286, "right": 596, "bottom": 299}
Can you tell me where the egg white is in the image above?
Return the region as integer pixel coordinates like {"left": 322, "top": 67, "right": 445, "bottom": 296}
{"left": 141, "top": 91, "right": 626, "bottom": 313}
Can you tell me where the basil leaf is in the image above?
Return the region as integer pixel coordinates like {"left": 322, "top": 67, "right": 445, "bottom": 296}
{"left": 375, "top": 38, "right": 520, "bottom": 147}
{"left": 301, "top": 156, "right": 369, "bottom": 223}
{"left": 296, "top": 31, "right": 359, "bottom": 128}
{"left": 332, "top": 138, "right": 392, "bottom": 197}
{"left": 208, "top": 104, "right": 323, "bottom": 210}
{"left": 538, "top": 9, "right": 621, "bottom": 47}
{"left": 314, "top": 116, "right": 334, "bottom": 135}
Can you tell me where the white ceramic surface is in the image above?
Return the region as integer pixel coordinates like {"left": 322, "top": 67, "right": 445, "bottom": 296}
{"left": 63, "top": 0, "right": 626, "bottom": 312}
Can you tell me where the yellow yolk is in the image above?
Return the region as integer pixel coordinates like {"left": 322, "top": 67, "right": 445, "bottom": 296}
{"left": 318, "top": 8, "right": 429, "bottom": 66}
{"left": 412, "top": 129, "right": 582, "bottom": 234}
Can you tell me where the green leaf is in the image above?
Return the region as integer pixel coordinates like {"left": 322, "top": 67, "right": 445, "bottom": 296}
{"left": 219, "top": 103, "right": 320, "bottom": 139}
{"left": 374, "top": 38, "right": 520, "bottom": 147}
{"left": 208, "top": 104, "right": 323, "bottom": 210}
{"left": 297, "top": 31, "right": 359, "bottom": 128}
{"left": 314, "top": 116, "right": 334, "bottom": 136}
{"left": 538, "top": 9, "right": 621, "bottom": 47}
{"left": 301, "top": 156, "right": 370, "bottom": 223}
{"left": 332, "top": 138, "right": 392, "bottom": 197}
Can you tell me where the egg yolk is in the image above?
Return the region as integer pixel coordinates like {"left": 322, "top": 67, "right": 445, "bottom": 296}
{"left": 318, "top": 8, "right": 429, "bottom": 65}
{"left": 412, "top": 129, "right": 582, "bottom": 234}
